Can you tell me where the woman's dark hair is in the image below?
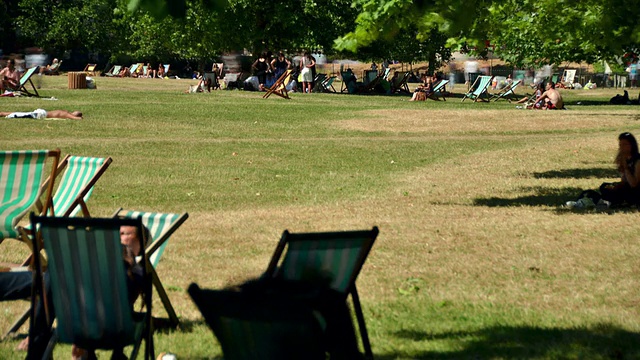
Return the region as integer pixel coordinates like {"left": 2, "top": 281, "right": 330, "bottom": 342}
{"left": 615, "top": 132, "right": 639, "bottom": 171}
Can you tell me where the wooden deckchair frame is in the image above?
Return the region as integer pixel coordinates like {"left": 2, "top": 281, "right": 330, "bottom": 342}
{"left": 263, "top": 69, "right": 293, "bottom": 99}
{"left": 462, "top": 75, "right": 493, "bottom": 102}
{"left": 83, "top": 63, "right": 98, "bottom": 76}
{"left": 490, "top": 79, "right": 522, "bottom": 101}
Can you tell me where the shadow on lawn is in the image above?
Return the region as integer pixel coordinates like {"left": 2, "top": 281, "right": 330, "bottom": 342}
{"left": 532, "top": 167, "right": 616, "bottom": 179}
{"left": 380, "top": 323, "right": 640, "bottom": 359}
{"left": 473, "top": 186, "right": 583, "bottom": 207}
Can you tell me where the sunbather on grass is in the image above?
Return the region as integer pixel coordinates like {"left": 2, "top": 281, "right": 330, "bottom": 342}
{"left": 0, "top": 109, "right": 83, "bottom": 120}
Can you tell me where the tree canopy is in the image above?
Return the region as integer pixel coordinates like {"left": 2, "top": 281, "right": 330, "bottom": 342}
{"left": 335, "top": 0, "right": 640, "bottom": 67}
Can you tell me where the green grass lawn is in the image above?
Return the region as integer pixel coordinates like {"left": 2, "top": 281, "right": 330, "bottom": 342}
{"left": 1, "top": 75, "right": 640, "bottom": 359}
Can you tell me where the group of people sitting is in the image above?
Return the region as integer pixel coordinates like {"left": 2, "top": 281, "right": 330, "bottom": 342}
{"left": 409, "top": 73, "right": 446, "bottom": 101}
{"left": 515, "top": 81, "right": 564, "bottom": 109}
{"left": 118, "top": 62, "right": 166, "bottom": 78}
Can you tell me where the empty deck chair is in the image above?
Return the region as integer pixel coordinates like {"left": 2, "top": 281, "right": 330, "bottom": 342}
{"left": 562, "top": 69, "right": 577, "bottom": 88}
{"left": 105, "top": 65, "right": 123, "bottom": 77}
{"left": 462, "top": 75, "right": 493, "bottom": 102}
{"left": 113, "top": 208, "right": 189, "bottom": 327}
{"left": 264, "top": 227, "right": 379, "bottom": 360}
{"left": 29, "top": 215, "right": 155, "bottom": 360}
{"left": 312, "top": 73, "right": 328, "bottom": 93}
{"left": 83, "top": 63, "right": 98, "bottom": 76}
{"left": 322, "top": 76, "right": 338, "bottom": 93}
{"left": 390, "top": 72, "right": 411, "bottom": 94}
{"left": 490, "top": 79, "right": 522, "bottom": 101}
{"left": 263, "top": 69, "right": 293, "bottom": 99}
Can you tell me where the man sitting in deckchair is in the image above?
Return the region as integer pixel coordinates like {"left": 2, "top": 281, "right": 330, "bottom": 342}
{"left": 0, "top": 59, "right": 20, "bottom": 92}
{"left": 39, "top": 59, "right": 61, "bottom": 75}
{"left": 0, "top": 109, "right": 83, "bottom": 120}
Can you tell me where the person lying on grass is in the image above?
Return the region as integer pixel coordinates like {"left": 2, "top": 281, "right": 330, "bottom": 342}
{"left": 0, "top": 109, "right": 83, "bottom": 120}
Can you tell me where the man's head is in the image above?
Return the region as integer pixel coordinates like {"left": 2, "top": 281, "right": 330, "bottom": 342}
{"left": 6, "top": 59, "right": 14, "bottom": 69}
{"left": 547, "top": 82, "right": 555, "bottom": 90}
{"left": 71, "top": 111, "right": 82, "bottom": 118}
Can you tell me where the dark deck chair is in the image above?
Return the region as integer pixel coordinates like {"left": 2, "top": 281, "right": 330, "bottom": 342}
{"left": 29, "top": 215, "right": 155, "bottom": 360}
{"left": 263, "top": 69, "right": 293, "bottom": 99}
{"left": 112, "top": 208, "right": 189, "bottom": 327}
{"left": 189, "top": 284, "right": 325, "bottom": 360}
{"left": 264, "top": 226, "right": 379, "bottom": 360}
{"left": 312, "top": 73, "right": 328, "bottom": 93}
{"left": 390, "top": 72, "right": 411, "bottom": 94}
{"left": 340, "top": 71, "right": 357, "bottom": 93}
{"left": 204, "top": 72, "right": 221, "bottom": 90}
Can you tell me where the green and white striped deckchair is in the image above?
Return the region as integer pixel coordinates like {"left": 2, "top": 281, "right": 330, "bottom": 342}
{"left": 428, "top": 79, "right": 450, "bottom": 101}
{"left": 30, "top": 215, "right": 154, "bottom": 360}
{"left": 2, "top": 155, "right": 112, "bottom": 339}
{"left": 462, "top": 75, "right": 493, "bottom": 102}
{"left": 0, "top": 149, "right": 60, "bottom": 243}
{"left": 113, "top": 208, "right": 189, "bottom": 327}
{"left": 265, "top": 226, "right": 379, "bottom": 360}
{"left": 491, "top": 79, "right": 522, "bottom": 102}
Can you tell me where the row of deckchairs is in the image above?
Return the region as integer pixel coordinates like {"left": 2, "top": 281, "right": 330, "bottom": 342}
{"left": 4, "top": 148, "right": 380, "bottom": 359}
{"left": 86, "top": 63, "right": 171, "bottom": 77}
{"left": 1, "top": 150, "right": 189, "bottom": 348}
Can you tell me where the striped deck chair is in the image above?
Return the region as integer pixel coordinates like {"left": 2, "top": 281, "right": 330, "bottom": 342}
{"left": 2, "top": 155, "right": 112, "bottom": 339}
{"left": 462, "top": 75, "right": 493, "bottom": 102}
{"left": 264, "top": 226, "right": 379, "bottom": 360}
{"left": 312, "top": 73, "right": 328, "bottom": 93}
{"left": 113, "top": 208, "right": 189, "bottom": 327}
{"left": 427, "top": 79, "right": 450, "bottom": 101}
{"left": 490, "top": 79, "right": 522, "bottom": 102}
{"left": 128, "top": 63, "right": 143, "bottom": 77}
{"left": 0, "top": 150, "right": 60, "bottom": 246}
{"left": 263, "top": 69, "right": 293, "bottom": 99}
{"left": 29, "top": 215, "right": 154, "bottom": 360}
{"left": 105, "top": 65, "right": 122, "bottom": 77}
{"left": 322, "top": 76, "right": 337, "bottom": 93}
{"left": 11, "top": 66, "right": 41, "bottom": 97}
{"left": 189, "top": 284, "right": 325, "bottom": 360}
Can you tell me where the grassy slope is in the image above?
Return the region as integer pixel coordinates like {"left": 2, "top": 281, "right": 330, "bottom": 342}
{"left": 1, "top": 76, "right": 639, "bottom": 359}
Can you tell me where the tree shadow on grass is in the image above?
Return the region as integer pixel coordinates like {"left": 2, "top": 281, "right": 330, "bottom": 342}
{"left": 532, "top": 167, "right": 616, "bottom": 179}
{"left": 378, "top": 323, "right": 640, "bottom": 359}
{"left": 473, "top": 186, "right": 583, "bottom": 207}
{"left": 385, "top": 324, "right": 640, "bottom": 359}
{"left": 154, "top": 318, "right": 207, "bottom": 334}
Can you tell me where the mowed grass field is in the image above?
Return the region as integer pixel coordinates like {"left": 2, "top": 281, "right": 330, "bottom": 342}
{"left": 1, "top": 74, "right": 640, "bottom": 359}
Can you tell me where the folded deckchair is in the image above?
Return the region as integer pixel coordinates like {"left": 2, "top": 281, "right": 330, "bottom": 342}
{"left": 105, "top": 65, "right": 122, "bottom": 77}
{"left": 490, "top": 79, "right": 521, "bottom": 102}
{"left": 29, "top": 215, "right": 155, "bottom": 360}
{"left": 112, "top": 208, "right": 189, "bottom": 327}
{"left": 189, "top": 284, "right": 325, "bottom": 360}
{"left": 428, "top": 79, "right": 450, "bottom": 101}
{"left": 462, "top": 75, "right": 493, "bottom": 102}
{"left": 264, "top": 227, "right": 379, "bottom": 360}
{"left": 83, "top": 63, "right": 97, "bottom": 76}
{"left": 2, "top": 154, "right": 112, "bottom": 339}
{"left": 0, "top": 150, "right": 60, "bottom": 246}
{"left": 263, "top": 69, "right": 293, "bottom": 99}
